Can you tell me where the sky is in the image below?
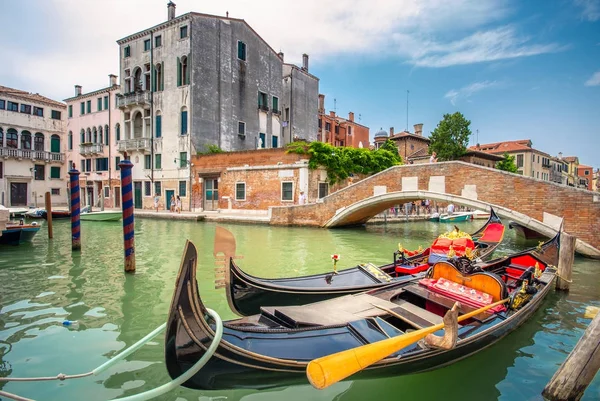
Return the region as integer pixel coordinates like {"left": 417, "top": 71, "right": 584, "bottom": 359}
{"left": 0, "top": 0, "right": 598, "bottom": 169}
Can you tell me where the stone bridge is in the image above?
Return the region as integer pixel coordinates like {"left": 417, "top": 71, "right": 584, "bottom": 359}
{"left": 270, "top": 161, "right": 600, "bottom": 258}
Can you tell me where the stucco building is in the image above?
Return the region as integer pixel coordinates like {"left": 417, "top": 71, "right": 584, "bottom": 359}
{"left": 577, "top": 164, "right": 593, "bottom": 191}
{"left": 317, "top": 94, "right": 369, "bottom": 148}
{"left": 64, "top": 75, "right": 121, "bottom": 208}
{"left": 0, "top": 85, "right": 67, "bottom": 207}
{"left": 116, "top": 2, "right": 318, "bottom": 211}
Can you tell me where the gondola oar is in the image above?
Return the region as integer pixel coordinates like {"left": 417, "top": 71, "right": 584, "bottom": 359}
{"left": 306, "top": 298, "right": 509, "bottom": 390}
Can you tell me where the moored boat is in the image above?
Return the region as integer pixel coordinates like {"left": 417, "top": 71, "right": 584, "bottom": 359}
{"left": 509, "top": 221, "right": 548, "bottom": 240}
{"left": 165, "top": 231, "right": 560, "bottom": 390}
{"left": 221, "top": 209, "right": 505, "bottom": 316}
{"left": 40, "top": 210, "right": 71, "bottom": 220}
{"left": 439, "top": 212, "right": 473, "bottom": 222}
{"left": 24, "top": 208, "right": 46, "bottom": 219}
{"left": 0, "top": 222, "right": 41, "bottom": 245}
{"left": 80, "top": 210, "right": 122, "bottom": 222}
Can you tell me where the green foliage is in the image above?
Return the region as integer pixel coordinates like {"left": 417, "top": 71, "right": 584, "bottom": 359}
{"left": 286, "top": 141, "right": 402, "bottom": 184}
{"left": 496, "top": 153, "right": 519, "bottom": 173}
{"left": 429, "top": 112, "right": 472, "bottom": 161}
{"left": 197, "top": 144, "right": 224, "bottom": 155}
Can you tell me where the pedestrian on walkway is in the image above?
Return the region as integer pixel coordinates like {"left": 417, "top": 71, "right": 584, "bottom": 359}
{"left": 176, "top": 195, "right": 182, "bottom": 213}
{"left": 170, "top": 194, "right": 176, "bottom": 212}
{"left": 299, "top": 190, "right": 307, "bottom": 205}
{"left": 154, "top": 193, "right": 160, "bottom": 212}
{"left": 429, "top": 151, "right": 438, "bottom": 163}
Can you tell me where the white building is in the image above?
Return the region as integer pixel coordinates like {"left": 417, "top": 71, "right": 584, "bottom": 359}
{"left": 0, "top": 85, "right": 67, "bottom": 208}
{"left": 64, "top": 75, "right": 122, "bottom": 209}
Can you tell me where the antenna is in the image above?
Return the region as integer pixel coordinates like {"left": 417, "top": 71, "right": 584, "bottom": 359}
{"left": 476, "top": 129, "right": 479, "bottom": 144}
{"left": 358, "top": 113, "right": 362, "bottom": 123}
{"left": 334, "top": 98, "right": 337, "bottom": 114}
{"left": 406, "top": 90, "right": 409, "bottom": 131}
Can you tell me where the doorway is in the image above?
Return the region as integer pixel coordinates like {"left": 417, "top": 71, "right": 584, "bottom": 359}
{"left": 10, "top": 182, "right": 27, "bottom": 206}
{"left": 134, "top": 182, "right": 142, "bottom": 209}
{"left": 166, "top": 189, "right": 175, "bottom": 210}
{"left": 204, "top": 178, "right": 219, "bottom": 211}
{"left": 114, "top": 186, "right": 121, "bottom": 208}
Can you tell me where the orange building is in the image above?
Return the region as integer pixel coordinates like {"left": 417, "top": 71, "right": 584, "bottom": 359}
{"left": 577, "top": 164, "right": 593, "bottom": 191}
{"left": 317, "top": 94, "right": 369, "bottom": 148}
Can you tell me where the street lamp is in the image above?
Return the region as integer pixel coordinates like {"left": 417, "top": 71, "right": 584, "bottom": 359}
{"left": 174, "top": 158, "right": 194, "bottom": 212}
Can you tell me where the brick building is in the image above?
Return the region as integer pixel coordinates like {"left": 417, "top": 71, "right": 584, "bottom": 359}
{"left": 373, "top": 124, "right": 430, "bottom": 163}
{"left": 317, "top": 94, "right": 369, "bottom": 148}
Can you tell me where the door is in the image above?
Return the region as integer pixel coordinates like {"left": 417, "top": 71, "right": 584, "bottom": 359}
{"left": 166, "top": 189, "right": 175, "bottom": 210}
{"left": 204, "top": 178, "right": 219, "bottom": 211}
{"left": 114, "top": 186, "right": 121, "bottom": 208}
{"left": 134, "top": 182, "right": 142, "bottom": 209}
{"left": 10, "top": 182, "right": 27, "bottom": 206}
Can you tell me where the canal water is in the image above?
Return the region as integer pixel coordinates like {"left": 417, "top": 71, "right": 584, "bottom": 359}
{"left": 0, "top": 218, "right": 599, "bottom": 401}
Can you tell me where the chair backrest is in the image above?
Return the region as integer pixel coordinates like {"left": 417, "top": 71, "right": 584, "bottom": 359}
{"left": 429, "top": 261, "right": 507, "bottom": 301}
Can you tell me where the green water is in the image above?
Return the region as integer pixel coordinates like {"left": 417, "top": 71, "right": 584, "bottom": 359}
{"left": 1, "top": 219, "right": 599, "bottom": 401}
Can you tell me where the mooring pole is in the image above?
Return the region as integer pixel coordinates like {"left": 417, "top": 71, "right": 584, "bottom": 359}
{"left": 556, "top": 231, "right": 575, "bottom": 291}
{"left": 119, "top": 159, "right": 136, "bottom": 273}
{"left": 68, "top": 168, "right": 81, "bottom": 250}
{"left": 542, "top": 311, "right": 600, "bottom": 401}
{"left": 44, "top": 192, "right": 53, "bottom": 239}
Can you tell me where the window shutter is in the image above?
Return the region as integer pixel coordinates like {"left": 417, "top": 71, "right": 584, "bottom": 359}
{"left": 177, "top": 57, "right": 182, "bottom": 87}
{"left": 151, "top": 64, "right": 156, "bottom": 92}
{"left": 185, "top": 54, "right": 190, "bottom": 84}
{"left": 160, "top": 62, "right": 165, "bottom": 91}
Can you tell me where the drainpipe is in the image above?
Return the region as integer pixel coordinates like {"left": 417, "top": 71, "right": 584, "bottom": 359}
{"left": 108, "top": 86, "right": 112, "bottom": 205}
{"left": 189, "top": 18, "right": 193, "bottom": 212}
{"left": 289, "top": 69, "right": 294, "bottom": 144}
{"left": 150, "top": 31, "right": 155, "bottom": 188}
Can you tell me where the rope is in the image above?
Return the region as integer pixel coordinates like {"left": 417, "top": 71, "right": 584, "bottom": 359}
{"left": 0, "top": 308, "right": 224, "bottom": 401}
{"left": 555, "top": 273, "right": 573, "bottom": 283}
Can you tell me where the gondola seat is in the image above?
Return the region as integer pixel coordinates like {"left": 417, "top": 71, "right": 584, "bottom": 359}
{"left": 430, "top": 237, "right": 476, "bottom": 256}
{"left": 395, "top": 263, "right": 430, "bottom": 275}
{"left": 476, "top": 222, "right": 505, "bottom": 243}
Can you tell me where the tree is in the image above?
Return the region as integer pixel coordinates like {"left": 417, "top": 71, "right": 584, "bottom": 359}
{"left": 496, "top": 153, "right": 519, "bottom": 173}
{"left": 429, "top": 112, "right": 472, "bottom": 161}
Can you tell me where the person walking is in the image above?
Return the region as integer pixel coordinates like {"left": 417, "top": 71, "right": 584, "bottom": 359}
{"left": 154, "top": 193, "right": 160, "bottom": 212}
{"left": 170, "top": 194, "right": 176, "bottom": 212}
{"left": 299, "top": 190, "right": 307, "bottom": 205}
{"left": 429, "top": 151, "right": 438, "bottom": 163}
{"left": 175, "top": 195, "right": 182, "bottom": 213}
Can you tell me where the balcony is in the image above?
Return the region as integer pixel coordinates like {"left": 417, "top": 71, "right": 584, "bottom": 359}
{"left": 271, "top": 108, "right": 280, "bottom": 115}
{"left": 0, "top": 147, "right": 65, "bottom": 163}
{"left": 258, "top": 104, "right": 269, "bottom": 112}
{"left": 117, "top": 138, "right": 152, "bottom": 153}
{"left": 79, "top": 143, "right": 104, "bottom": 155}
{"left": 116, "top": 91, "right": 151, "bottom": 109}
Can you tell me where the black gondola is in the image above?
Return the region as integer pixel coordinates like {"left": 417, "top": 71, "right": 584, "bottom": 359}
{"left": 165, "top": 230, "right": 559, "bottom": 390}
{"left": 222, "top": 208, "right": 506, "bottom": 316}
{"left": 40, "top": 210, "right": 71, "bottom": 220}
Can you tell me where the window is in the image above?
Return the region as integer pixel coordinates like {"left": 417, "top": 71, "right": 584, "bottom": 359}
{"left": 237, "top": 41, "right": 247, "bottom": 61}
{"left": 238, "top": 121, "right": 246, "bottom": 136}
{"left": 21, "top": 131, "right": 31, "bottom": 150}
{"left": 0, "top": 128, "right": 2, "bottom": 146}
{"left": 155, "top": 154, "right": 162, "bottom": 169}
{"left": 51, "top": 188, "right": 60, "bottom": 196}
{"left": 98, "top": 126, "right": 103, "bottom": 144}
{"left": 80, "top": 129, "right": 85, "bottom": 144}
{"left": 318, "top": 182, "right": 329, "bottom": 199}
{"left": 34, "top": 107, "right": 44, "bottom": 117}
{"left": 50, "top": 166, "right": 61, "bottom": 179}
{"left": 155, "top": 35, "right": 162, "bottom": 47}
{"left": 179, "top": 152, "right": 187, "bottom": 167}
{"left": 86, "top": 100, "right": 91, "bottom": 114}
{"left": 155, "top": 114, "right": 162, "bottom": 138}
{"left": 181, "top": 109, "right": 188, "bottom": 135}
{"left": 272, "top": 135, "right": 278, "bottom": 148}
{"left": 179, "top": 181, "right": 187, "bottom": 197}
{"left": 180, "top": 26, "right": 188, "bottom": 39}
{"left": 258, "top": 92, "right": 268, "bottom": 110}
{"left": 34, "top": 133, "right": 44, "bottom": 151}
{"left": 154, "top": 181, "right": 162, "bottom": 196}
{"left": 0, "top": 161, "right": 3, "bottom": 178}
{"left": 85, "top": 159, "right": 91, "bottom": 172}
{"left": 7, "top": 101, "right": 18, "bottom": 112}
{"left": 80, "top": 102, "right": 85, "bottom": 115}
{"left": 177, "top": 56, "right": 189, "bottom": 86}
{"left": 68, "top": 131, "right": 73, "bottom": 150}
{"left": 585, "top": 170, "right": 590, "bottom": 175}
{"left": 96, "top": 158, "right": 108, "bottom": 171}
{"left": 154, "top": 62, "right": 164, "bottom": 91}
{"left": 325, "top": 122, "right": 331, "bottom": 131}
{"left": 81, "top": 159, "right": 86, "bottom": 172}
{"left": 348, "top": 126, "right": 352, "bottom": 135}
{"left": 104, "top": 96, "right": 108, "bottom": 110}
{"left": 335, "top": 125, "right": 339, "bottom": 134}
{"left": 272, "top": 96, "right": 279, "bottom": 113}
{"left": 144, "top": 39, "right": 151, "bottom": 51}
{"left": 68, "top": 105, "right": 73, "bottom": 118}
{"left": 7, "top": 129, "right": 18, "bottom": 148}
{"left": 115, "top": 123, "right": 121, "bottom": 141}
{"left": 34, "top": 165, "right": 45, "bottom": 180}
{"left": 104, "top": 125, "right": 109, "bottom": 145}
{"left": 281, "top": 182, "right": 293, "bottom": 201}
{"left": 144, "top": 181, "right": 151, "bottom": 196}
{"left": 116, "top": 156, "right": 121, "bottom": 170}
{"left": 93, "top": 127, "right": 97, "bottom": 143}
{"left": 259, "top": 133, "right": 266, "bottom": 148}
{"left": 516, "top": 154, "right": 524, "bottom": 168}
{"left": 0, "top": 99, "right": 4, "bottom": 109}
{"left": 318, "top": 118, "right": 322, "bottom": 128}
{"left": 145, "top": 154, "right": 151, "bottom": 169}
{"left": 104, "top": 187, "right": 109, "bottom": 198}
{"left": 124, "top": 45, "right": 131, "bottom": 58}
{"left": 97, "top": 97, "right": 102, "bottom": 111}
{"left": 235, "top": 182, "right": 245, "bottom": 201}
{"left": 20, "top": 104, "right": 31, "bottom": 114}
{"left": 50, "top": 109, "right": 60, "bottom": 119}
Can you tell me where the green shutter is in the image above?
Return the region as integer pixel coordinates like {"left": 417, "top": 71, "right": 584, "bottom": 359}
{"left": 185, "top": 54, "right": 190, "bottom": 85}
{"left": 151, "top": 64, "right": 156, "bottom": 92}
{"left": 156, "top": 115, "right": 162, "bottom": 138}
{"left": 177, "top": 57, "right": 181, "bottom": 87}
{"left": 160, "top": 62, "right": 164, "bottom": 90}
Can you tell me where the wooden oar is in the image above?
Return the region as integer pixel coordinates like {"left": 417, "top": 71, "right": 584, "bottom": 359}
{"left": 306, "top": 298, "right": 509, "bottom": 390}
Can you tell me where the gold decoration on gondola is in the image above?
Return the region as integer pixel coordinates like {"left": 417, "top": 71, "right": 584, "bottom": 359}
{"left": 398, "top": 243, "right": 404, "bottom": 252}
{"left": 447, "top": 245, "right": 456, "bottom": 258}
{"left": 464, "top": 247, "right": 475, "bottom": 260}
{"left": 213, "top": 226, "right": 244, "bottom": 289}
{"left": 417, "top": 245, "right": 423, "bottom": 253}
{"left": 534, "top": 262, "right": 543, "bottom": 279}
{"left": 509, "top": 279, "right": 533, "bottom": 310}
{"left": 536, "top": 241, "right": 544, "bottom": 252}
{"left": 438, "top": 227, "right": 472, "bottom": 240}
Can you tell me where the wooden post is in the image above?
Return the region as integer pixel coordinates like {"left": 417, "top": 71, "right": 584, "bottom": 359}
{"left": 45, "top": 192, "right": 53, "bottom": 239}
{"left": 119, "top": 159, "right": 135, "bottom": 273}
{"left": 68, "top": 168, "right": 81, "bottom": 250}
{"left": 556, "top": 231, "right": 575, "bottom": 291}
{"left": 542, "top": 311, "right": 600, "bottom": 401}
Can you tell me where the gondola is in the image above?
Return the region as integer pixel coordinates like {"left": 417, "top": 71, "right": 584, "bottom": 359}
{"left": 165, "top": 231, "right": 560, "bottom": 390}
{"left": 40, "top": 210, "right": 71, "bottom": 220}
{"left": 222, "top": 208, "right": 506, "bottom": 316}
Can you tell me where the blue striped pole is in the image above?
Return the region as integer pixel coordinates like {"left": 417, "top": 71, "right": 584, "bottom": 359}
{"left": 68, "top": 168, "right": 81, "bottom": 250}
{"left": 119, "top": 159, "right": 136, "bottom": 272}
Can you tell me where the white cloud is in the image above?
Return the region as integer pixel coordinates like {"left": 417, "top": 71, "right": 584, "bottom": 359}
{"left": 585, "top": 71, "right": 600, "bottom": 86}
{"left": 444, "top": 81, "right": 501, "bottom": 105}
{"left": 574, "top": 0, "right": 600, "bottom": 21}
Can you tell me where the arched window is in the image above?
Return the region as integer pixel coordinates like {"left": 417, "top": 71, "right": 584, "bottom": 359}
{"left": 34, "top": 133, "right": 44, "bottom": 151}
{"left": 51, "top": 134, "right": 60, "bottom": 153}
{"left": 80, "top": 129, "right": 85, "bottom": 144}
{"left": 180, "top": 106, "right": 188, "bottom": 135}
{"left": 155, "top": 110, "right": 162, "bottom": 138}
{"left": 98, "top": 126, "right": 103, "bottom": 145}
{"left": 86, "top": 128, "right": 91, "bottom": 143}
{"left": 68, "top": 131, "right": 73, "bottom": 150}
{"left": 115, "top": 123, "right": 121, "bottom": 141}
{"left": 7, "top": 128, "right": 18, "bottom": 148}
{"left": 104, "top": 124, "right": 109, "bottom": 145}
{"left": 133, "top": 67, "right": 143, "bottom": 91}
{"left": 21, "top": 130, "right": 32, "bottom": 150}
{"left": 93, "top": 127, "right": 97, "bottom": 143}
{"left": 155, "top": 62, "right": 164, "bottom": 91}
{"left": 0, "top": 128, "right": 3, "bottom": 146}
{"left": 180, "top": 56, "right": 189, "bottom": 85}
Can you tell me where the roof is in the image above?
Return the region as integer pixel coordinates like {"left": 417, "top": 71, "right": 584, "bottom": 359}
{"left": 374, "top": 128, "right": 388, "bottom": 138}
{"left": 470, "top": 139, "right": 532, "bottom": 154}
{"left": 0, "top": 85, "right": 66, "bottom": 109}
{"left": 578, "top": 164, "right": 592, "bottom": 169}
{"left": 64, "top": 85, "right": 120, "bottom": 102}
{"left": 283, "top": 63, "right": 320, "bottom": 82}
{"left": 463, "top": 149, "right": 504, "bottom": 161}
{"left": 390, "top": 131, "right": 430, "bottom": 143}
{"left": 406, "top": 147, "right": 429, "bottom": 159}
{"left": 563, "top": 156, "right": 579, "bottom": 163}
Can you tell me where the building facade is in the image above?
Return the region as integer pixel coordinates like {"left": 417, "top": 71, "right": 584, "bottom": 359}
{"left": 373, "top": 124, "right": 429, "bottom": 163}
{"left": 116, "top": 2, "right": 317, "bottom": 211}
{"left": 473, "top": 139, "right": 552, "bottom": 180}
{"left": 577, "top": 164, "right": 593, "bottom": 191}
{"left": 0, "top": 85, "right": 67, "bottom": 207}
{"left": 64, "top": 76, "right": 121, "bottom": 208}
{"left": 317, "top": 94, "right": 369, "bottom": 148}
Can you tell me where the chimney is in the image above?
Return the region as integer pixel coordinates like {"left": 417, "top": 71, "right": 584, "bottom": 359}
{"left": 390, "top": 127, "right": 394, "bottom": 136}
{"left": 109, "top": 74, "right": 117, "bottom": 87}
{"left": 318, "top": 94, "right": 325, "bottom": 114}
{"left": 278, "top": 52, "right": 284, "bottom": 61}
{"left": 558, "top": 152, "right": 563, "bottom": 160}
{"left": 329, "top": 111, "right": 336, "bottom": 118}
{"left": 302, "top": 53, "right": 309, "bottom": 71}
{"left": 413, "top": 123, "right": 423, "bottom": 136}
{"left": 167, "top": 1, "right": 176, "bottom": 21}
{"left": 348, "top": 112, "right": 354, "bottom": 122}
{"left": 75, "top": 85, "right": 82, "bottom": 96}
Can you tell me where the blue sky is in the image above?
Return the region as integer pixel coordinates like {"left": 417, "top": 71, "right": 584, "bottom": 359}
{"left": 0, "top": 0, "right": 598, "bottom": 169}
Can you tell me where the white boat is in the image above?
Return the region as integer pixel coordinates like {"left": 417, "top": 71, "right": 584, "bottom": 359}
{"left": 8, "top": 207, "right": 28, "bottom": 217}
{"left": 24, "top": 208, "right": 46, "bottom": 219}
{"left": 472, "top": 210, "right": 491, "bottom": 220}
